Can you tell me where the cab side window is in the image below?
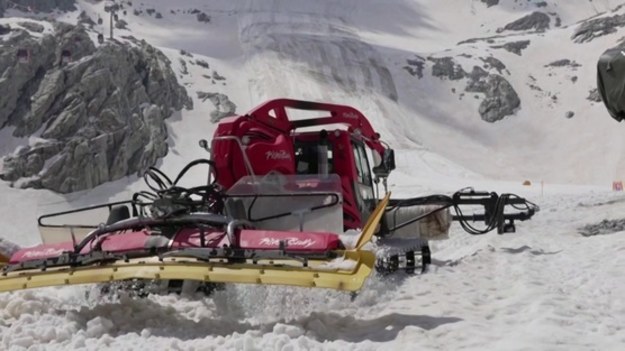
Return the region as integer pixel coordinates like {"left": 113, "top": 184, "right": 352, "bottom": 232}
{"left": 352, "top": 142, "right": 375, "bottom": 213}
{"left": 352, "top": 142, "right": 372, "bottom": 186}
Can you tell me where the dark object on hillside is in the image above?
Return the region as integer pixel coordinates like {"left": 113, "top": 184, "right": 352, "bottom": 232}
{"left": 545, "top": 59, "right": 581, "bottom": 68}
{"left": 197, "top": 12, "right": 210, "bottom": 23}
{"left": 195, "top": 59, "right": 209, "bottom": 69}
{"left": 573, "top": 13, "right": 625, "bottom": 43}
{"left": 0, "top": 24, "right": 10, "bottom": 35}
{"left": 597, "top": 44, "right": 625, "bottom": 122}
{"left": 491, "top": 40, "right": 530, "bottom": 56}
{"left": 481, "top": 0, "right": 499, "bottom": 7}
{"left": 587, "top": 88, "right": 601, "bottom": 103}
{"left": 498, "top": 12, "right": 550, "bottom": 33}
{"left": 579, "top": 218, "right": 625, "bottom": 237}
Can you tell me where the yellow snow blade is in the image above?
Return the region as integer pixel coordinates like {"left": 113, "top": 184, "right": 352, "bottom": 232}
{"left": 354, "top": 192, "right": 391, "bottom": 250}
{"left": 0, "top": 249, "right": 376, "bottom": 293}
{"left": 0, "top": 192, "right": 392, "bottom": 293}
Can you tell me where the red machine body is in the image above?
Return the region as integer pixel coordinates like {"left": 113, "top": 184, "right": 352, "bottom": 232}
{"left": 211, "top": 99, "right": 392, "bottom": 230}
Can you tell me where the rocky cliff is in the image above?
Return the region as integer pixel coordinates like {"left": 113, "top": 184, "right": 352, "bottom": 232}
{"left": 0, "top": 0, "right": 76, "bottom": 17}
{"left": 0, "top": 22, "right": 191, "bottom": 193}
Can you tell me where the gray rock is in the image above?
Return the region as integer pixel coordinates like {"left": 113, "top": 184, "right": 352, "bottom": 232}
{"left": 544, "top": 59, "right": 581, "bottom": 68}
{"left": 195, "top": 59, "right": 209, "bottom": 69}
{"left": 491, "top": 40, "right": 530, "bottom": 56}
{"left": 18, "top": 22, "right": 44, "bottom": 33}
{"left": 212, "top": 70, "right": 225, "bottom": 81}
{"left": 197, "top": 12, "right": 210, "bottom": 23}
{"left": 579, "top": 218, "right": 625, "bottom": 237}
{"left": 0, "top": 0, "right": 75, "bottom": 16}
{"left": 550, "top": 12, "right": 562, "bottom": 28}
{"left": 480, "top": 0, "right": 499, "bottom": 7}
{"left": 459, "top": 34, "right": 512, "bottom": 45}
{"left": 467, "top": 66, "right": 489, "bottom": 80}
{"left": 573, "top": 14, "right": 625, "bottom": 43}
{"left": 565, "top": 111, "right": 575, "bottom": 118}
{"left": 0, "top": 141, "right": 62, "bottom": 182}
{"left": 427, "top": 56, "right": 520, "bottom": 122}
{"left": 480, "top": 56, "right": 506, "bottom": 74}
{"left": 499, "top": 12, "right": 550, "bottom": 33}
{"left": 179, "top": 58, "right": 188, "bottom": 75}
{"left": 78, "top": 11, "right": 96, "bottom": 27}
{"left": 587, "top": 88, "right": 601, "bottom": 102}
{"left": 429, "top": 56, "right": 465, "bottom": 80}
{"left": 197, "top": 92, "right": 236, "bottom": 123}
{"left": 115, "top": 19, "right": 128, "bottom": 30}
{"left": 466, "top": 68, "right": 520, "bottom": 122}
{"left": 0, "top": 24, "right": 192, "bottom": 193}
{"left": 403, "top": 56, "right": 425, "bottom": 78}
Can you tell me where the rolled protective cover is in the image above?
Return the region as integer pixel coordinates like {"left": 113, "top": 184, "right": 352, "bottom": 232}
{"left": 598, "top": 45, "right": 625, "bottom": 121}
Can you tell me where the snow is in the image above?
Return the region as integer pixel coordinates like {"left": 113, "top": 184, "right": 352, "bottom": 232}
{"left": 318, "top": 257, "right": 358, "bottom": 271}
{"left": 2, "top": 0, "right": 625, "bottom": 349}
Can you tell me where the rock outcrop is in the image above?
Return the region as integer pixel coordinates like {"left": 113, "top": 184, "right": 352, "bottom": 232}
{"left": 480, "top": 0, "right": 499, "bottom": 8}
{"left": 465, "top": 67, "right": 520, "bottom": 123}
{"left": 544, "top": 59, "right": 581, "bottom": 68}
{"left": 0, "top": 0, "right": 76, "bottom": 17}
{"left": 499, "top": 12, "right": 550, "bottom": 33}
{"left": 424, "top": 56, "right": 520, "bottom": 123}
{"left": 197, "top": 92, "right": 237, "bottom": 123}
{"left": 0, "top": 23, "right": 192, "bottom": 193}
{"left": 587, "top": 88, "right": 601, "bottom": 103}
{"left": 491, "top": 40, "right": 531, "bottom": 56}
{"left": 403, "top": 56, "right": 425, "bottom": 78}
{"left": 430, "top": 57, "right": 466, "bottom": 81}
{"left": 572, "top": 13, "right": 625, "bottom": 43}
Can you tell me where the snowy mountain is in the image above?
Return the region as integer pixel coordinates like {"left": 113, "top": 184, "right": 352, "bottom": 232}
{"left": 3, "top": 0, "right": 625, "bottom": 191}
{"left": 1, "top": 0, "right": 625, "bottom": 350}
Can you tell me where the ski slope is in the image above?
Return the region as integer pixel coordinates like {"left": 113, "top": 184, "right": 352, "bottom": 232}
{"left": 1, "top": 0, "right": 625, "bottom": 350}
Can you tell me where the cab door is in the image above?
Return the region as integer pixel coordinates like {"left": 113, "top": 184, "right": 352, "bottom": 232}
{"left": 351, "top": 141, "right": 376, "bottom": 220}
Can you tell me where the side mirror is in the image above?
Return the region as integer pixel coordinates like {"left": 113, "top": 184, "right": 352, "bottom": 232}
{"left": 383, "top": 149, "right": 395, "bottom": 172}
{"left": 373, "top": 149, "right": 395, "bottom": 178}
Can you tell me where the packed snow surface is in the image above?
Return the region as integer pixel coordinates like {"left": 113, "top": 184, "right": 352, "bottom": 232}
{"left": 2, "top": 0, "right": 625, "bottom": 350}
{"left": 3, "top": 183, "right": 625, "bottom": 350}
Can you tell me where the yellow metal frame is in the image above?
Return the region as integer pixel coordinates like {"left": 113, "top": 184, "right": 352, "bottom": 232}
{"left": 0, "top": 251, "right": 376, "bottom": 292}
{"left": 0, "top": 193, "right": 391, "bottom": 293}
